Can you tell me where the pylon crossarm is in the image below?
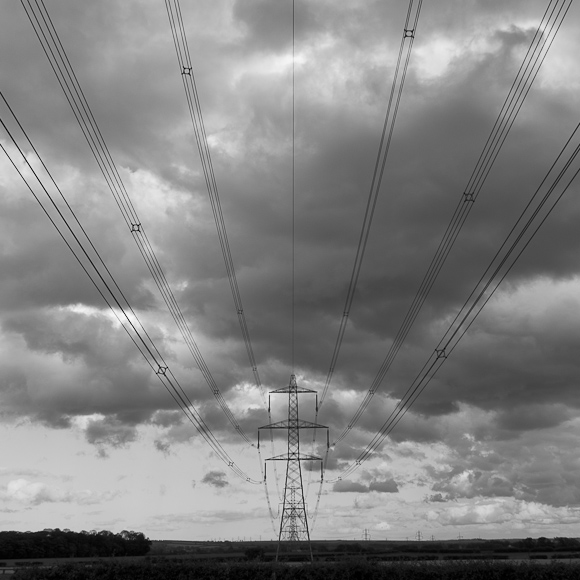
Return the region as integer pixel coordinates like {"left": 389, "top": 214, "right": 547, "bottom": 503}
{"left": 266, "top": 453, "right": 322, "bottom": 462}
{"left": 270, "top": 380, "right": 317, "bottom": 395}
{"left": 259, "top": 419, "right": 328, "bottom": 430}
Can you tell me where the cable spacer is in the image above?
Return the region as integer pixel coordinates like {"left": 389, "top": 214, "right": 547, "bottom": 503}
{"left": 435, "top": 349, "right": 447, "bottom": 359}
{"left": 404, "top": 28, "right": 415, "bottom": 38}
{"left": 130, "top": 223, "right": 141, "bottom": 233}
{"left": 156, "top": 365, "right": 168, "bottom": 375}
{"left": 182, "top": 66, "right": 192, "bottom": 75}
{"left": 463, "top": 192, "right": 475, "bottom": 203}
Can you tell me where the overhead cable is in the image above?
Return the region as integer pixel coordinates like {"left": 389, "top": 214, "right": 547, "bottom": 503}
{"left": 319, "top": 0, "right": 423, "bottom": 407}
{"left": 20, "top": 0, "right": 256, "bottom": 447}
{"left": 163, "top": 0, "right": 285, "bottom": 512}
{"left": 306, "top": 0, "right": 422, "bottom": 496}
{"left": 329, "top": 120, "right": 580, "bottom": 481}
{"left": 331, "top": 0, "right": 573, "bottom": 446}
{"left": 0, "top": 92, "right": 261, "bottom": 484}
{"left": 163, "top": 0, "right": 265, "bottom": 403}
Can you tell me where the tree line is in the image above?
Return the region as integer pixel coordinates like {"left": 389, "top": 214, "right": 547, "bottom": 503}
{"left": 0, "top": 528, "right": 151, "bottom": 559}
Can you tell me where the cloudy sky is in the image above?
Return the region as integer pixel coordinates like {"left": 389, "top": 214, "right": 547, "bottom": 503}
{"left": 1, "top": 0, "right": 580, "bottom": 542}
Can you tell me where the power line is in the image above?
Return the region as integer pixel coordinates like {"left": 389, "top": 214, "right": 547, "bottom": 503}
{"left": 331, "top": 0, "right": 573, "bottom": 446}
{"left": 162, "top": 0, "right": 286, "bottom": 523}
{"left": 319, "top": 0, "right": 423, "bottom": 408}
{"left": 308, "top": 443, "right": 331, "bottom": 533}
{"left": 329, "top": 121, "right": 580, "bottom": 481}
{"left": 305, "top": 0, "right": 423, "bottom": 504}
{"left": 0, "top": 92, "right": 261, "bottom": 484}
{"left": 163, "top": 0, "right": 265, "bottom": 402}
{"left": 20, "top": 0, "right": 256, "bottom": 447}
{"left": 292, "top": 0, "right": 296, "bottom": 374}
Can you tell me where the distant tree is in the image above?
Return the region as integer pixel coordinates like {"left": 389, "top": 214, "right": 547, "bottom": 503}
{"left": 537, "top": 537, "right": 553, "bottom": 551}
{"left": 521, "top": 537, "right": 536, "bottom": 550}
{"left": 554, "top": 537, "right": 580, "bottom": 550}
{"left": 0, "top": 529, "right": 152, "bottom": 559}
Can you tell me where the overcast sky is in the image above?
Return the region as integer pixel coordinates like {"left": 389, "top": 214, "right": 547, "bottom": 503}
{"left": 1, "top": 0, "right": 580, "bottom": 542}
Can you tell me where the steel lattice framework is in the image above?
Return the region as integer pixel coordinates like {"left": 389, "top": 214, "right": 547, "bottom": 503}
{"left": 259, "top": 375, "right": 328, "bottom": 560}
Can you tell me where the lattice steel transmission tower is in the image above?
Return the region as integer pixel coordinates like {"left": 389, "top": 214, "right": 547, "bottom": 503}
{"left": 259, "top": 375, "right": 328, "bottom": 560}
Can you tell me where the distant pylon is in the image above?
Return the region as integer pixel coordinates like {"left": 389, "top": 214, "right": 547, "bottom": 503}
{"left": 259, "top": 375, "right": 328, "bottom": 561}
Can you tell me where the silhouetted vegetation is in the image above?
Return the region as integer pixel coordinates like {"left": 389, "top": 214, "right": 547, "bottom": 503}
{"left": 0, "top": 529, "right": 151, "bottom": 559}
{"left": 244, "top": 546, "right": 266, "bottom": 560}
{"left": 11, "top": 559, "right": 580, "bottom": 579}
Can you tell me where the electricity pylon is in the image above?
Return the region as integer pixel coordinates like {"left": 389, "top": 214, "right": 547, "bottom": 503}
{"left": 259, "top": 375, "right": 328, "bottom": 561}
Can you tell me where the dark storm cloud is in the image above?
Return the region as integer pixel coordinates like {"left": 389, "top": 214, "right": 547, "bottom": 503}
{"left": 233, "top": 0, "right": 401, "bottom": 56}
{"left": 495, "top": 404, "right": 574, "bottom": 434}
{"left": 423, "top": 295, "right": 580, "bottom": 422}
{"left": 0, "top": 193, "right": 156, "bottom": 313}
{"left": 85, "top": 416, "right": 138, "bottom": 449}
{"left": 425, "top": 493, "right": 452, "bottom": 503}
{"left": 333, "top": 480, "right": 368, "bottom": 493}
{"left": 422, "top": 417, "right": 580, "bottom": 508}
{"left": 234, "top": 0, "right": 296, "bottom": 52}
{"left": 202, "top": 471, "right": 229, "bottom": 489}
{"left": 184, "top": 13, "right": 580, "bottom": 414}
{"left": 369, "top": 480, "right": 399, "bottom": 493}
{"left": 151, "top": 410, "right": 184, "bottom": 429}
{"left": 4, "top": 309, "right": 142, "bottom": 369}
{"left": 0, "top": 307, "right": 180, "bottom": 431}
{"left": 0, "top": 1, "right": 192, "bottom": 180}
{"left": 1, "top": 0, "right": 580, "bottom": 515}
{"left": 332, "top": 478, "right": 398, "bottom": 493}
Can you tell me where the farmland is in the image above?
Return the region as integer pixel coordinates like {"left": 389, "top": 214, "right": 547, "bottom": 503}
{"left": 4, "top": 537, "right": 580, "bottom": 578}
